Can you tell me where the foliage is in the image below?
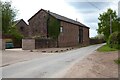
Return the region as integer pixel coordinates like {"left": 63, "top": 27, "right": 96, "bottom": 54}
{"left": 8, "top": 25, "right": 23, "bottom": 47}
{"left": 118, "top": 18, "right": 120, "bottom": 31}
{"left": 9, "top": 26, "right": 24, "bottom": 41}
{"left": 91, "top": 34, "right": 105, "bottom": 39}
{"left": 114, "top": 58, "right": 120, "bottom": 64}
{"left": 4, "top": 39, "right": 13, "bottom": 43}
{"left": 97, "top": 44, "right": 118, "bottom": 52}
{"left": 48, "top": 16, "right": 60, "bottom": 39}
{"left": 1, "top": 1, "right": 17, "bottom": 34}
{"left": 1, "top": 1, "right": 23, "bottom": 44}
{"left": 107, "top": 31, "right": 120, "bottom": 49}
{"left": 97, "top": 8, "right": 119, "bottom": 40}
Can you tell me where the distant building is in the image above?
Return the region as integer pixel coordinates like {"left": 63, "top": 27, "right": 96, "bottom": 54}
{"left": 11, "top": 19, "right": 29, "bottom": 48}
{"left": 14, "top": 19, "right": 29, "bottom": 37}
{"left": 27, "top": 9, "right": 90, "bottom": 47}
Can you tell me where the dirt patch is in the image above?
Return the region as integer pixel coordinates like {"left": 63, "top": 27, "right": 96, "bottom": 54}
{"left": 64, "top": 51, "right": 118, "bottom": 78}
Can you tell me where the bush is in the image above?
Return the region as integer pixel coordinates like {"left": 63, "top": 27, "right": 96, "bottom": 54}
{"left": 114, "top": 58, "right": 120, "bottom": 64}
{"left": 9, "top": 26, "right": 24, "bottom": 47}
{"left": 97, "top": 44, "right": 117, "bottom": 52}
{"left": 108, "top": 31, "right": 120, "bottom": 49}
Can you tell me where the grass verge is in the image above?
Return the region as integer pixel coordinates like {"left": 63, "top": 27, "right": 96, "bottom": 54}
{"left": 114, "top": 58, "right": 120, "bottom": 64}
{"left": 97, "top": 44, "right": 118, "bottom": 52}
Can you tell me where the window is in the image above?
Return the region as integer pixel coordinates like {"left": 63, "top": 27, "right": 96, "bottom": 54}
{"left": 35, "top": 29, "right": 38, "bottom": 32}
{"left": 60, "top": 26, "right": 63, "bottom": 33}
{"left": 20, "top": 26, "right": 24, "bottom": 31}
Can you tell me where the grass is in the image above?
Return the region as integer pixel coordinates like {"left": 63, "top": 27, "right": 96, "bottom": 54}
{"left": 114, "top": 58, "right": 120, "bottom": 64}
{"left": 97, "top": 44, "right": 119, "bottom": 65}
{"left": 97, "top": 44, "right": 118, "bottom": 52}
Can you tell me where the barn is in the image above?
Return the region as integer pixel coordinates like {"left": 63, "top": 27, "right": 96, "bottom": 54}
{"left": 23, "top": 9, "right": 90, "bottom": 49}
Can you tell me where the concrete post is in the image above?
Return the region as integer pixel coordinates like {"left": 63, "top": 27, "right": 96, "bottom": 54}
{"left": 22, "top": 39, "right": 35, "bottom": 50}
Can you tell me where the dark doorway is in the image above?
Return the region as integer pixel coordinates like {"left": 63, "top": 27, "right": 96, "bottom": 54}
{"left": 79, "top": 27, "right": 83, "bottom": 43}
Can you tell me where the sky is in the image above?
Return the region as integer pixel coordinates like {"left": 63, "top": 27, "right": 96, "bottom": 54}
{"left": 3, "top": 0, "right": 120, "bottom": 37}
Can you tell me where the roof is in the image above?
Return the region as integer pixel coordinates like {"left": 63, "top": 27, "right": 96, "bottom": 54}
{"left": 28, "top": 9, "right": 89, "bottom": 28}
{"left": 14, "top": 19, "right": 28, "bottom": 26}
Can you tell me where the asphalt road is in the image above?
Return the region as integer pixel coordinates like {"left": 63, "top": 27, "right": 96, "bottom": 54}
{"left": 1, "top": 44, "right": 104, "bottom": 78}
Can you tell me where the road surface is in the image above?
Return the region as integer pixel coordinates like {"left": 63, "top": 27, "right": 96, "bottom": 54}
{"left": 1, "top": 44, "right": 104, "bottom": 78}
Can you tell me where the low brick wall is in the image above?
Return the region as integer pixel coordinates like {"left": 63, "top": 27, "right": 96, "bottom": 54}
{"left": 90, "top": 39, "right": 105, "bottom": 45}
{"left": 35, "top": 39, "right": 57, "bottom": 49}
{"left": 22, "top": 38, "right": 57, "bottom": 50}
{"left": 22, "top": 39, "right": 35, "bottom": 50}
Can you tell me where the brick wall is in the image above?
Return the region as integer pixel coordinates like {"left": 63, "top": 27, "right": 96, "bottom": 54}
{"left": 82, "top": 27, "right": 90, "bottom": 46}
{"left": 0, "top": 39, "right": 5, "bottom": 50}
{"left": 58, "top": 21, "right": 79, "bottom": 47}
{"left": 35, "top": 39, "right": 57, "bottom": 49}
{"left": 28, "top": 10, "right": 48, "bottom": 38}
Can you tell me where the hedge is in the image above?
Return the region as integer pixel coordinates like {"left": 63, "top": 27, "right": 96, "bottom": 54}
{"left": 108, "top": 31, "right": 120, "bottom": 49}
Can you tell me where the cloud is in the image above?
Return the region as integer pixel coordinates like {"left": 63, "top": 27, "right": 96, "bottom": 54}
{"left": 68, "top": 2, "right": 112, "bottom": 23}
{"left": 80, "top": 12, "right": 99, "bottom": 23}
{"left": 118, "top": 1, "right": 120, "bottom": 17}
{"left": 68, "top": 2, "right": 112, "bottom": 10}
{"left": 66, "top": 1, "right": 119, "bottom": 37}
{"left": 90, "top": 29, "right": 98, "bottom": 37}
{"left": 66, "top": 0, "right": 115, "bottom": 2}
{"left": 87, "top": 23, "right": 98, "bottom": 29}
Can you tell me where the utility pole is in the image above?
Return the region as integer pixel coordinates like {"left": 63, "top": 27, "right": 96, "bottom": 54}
{"left": 110, "top": 15, "right": 112, "bottom": 34}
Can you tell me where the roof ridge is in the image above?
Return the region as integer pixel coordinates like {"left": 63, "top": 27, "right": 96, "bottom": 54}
{"left": 47, "top": 10, "right": 88, "bottom": 28}
{"left": 28, "top": 9, "right": 89, "bottom": 28}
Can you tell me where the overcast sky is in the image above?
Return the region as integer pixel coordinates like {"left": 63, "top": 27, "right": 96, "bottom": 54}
{"left": 3, "top": 0, "right": 120, "bottom": 37}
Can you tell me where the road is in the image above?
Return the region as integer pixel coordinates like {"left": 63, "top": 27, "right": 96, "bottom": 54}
{"left": 1, "top": 44, "right": 104, "bottom": 78}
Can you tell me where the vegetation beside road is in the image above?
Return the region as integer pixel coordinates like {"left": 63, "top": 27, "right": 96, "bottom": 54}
{"left": 97, "top": 44, "right": 118, "bottom": 52}
{"left": 1, "top": 1, "right": 23, "bottom": 48}
{"left": 97, "top": 8, "right": 120, "bottom": 64}
{"left": 114, "top": 58, "right": 120, "bottom": 64}
{"left": 97, "top": 44, "right": 119, "bottom": 64}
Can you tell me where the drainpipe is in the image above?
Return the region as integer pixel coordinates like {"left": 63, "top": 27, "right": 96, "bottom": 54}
{"left": 47, "top": 10, "right": 50, "bottom": 38}
{"left": 57, "top": 36, "right": 59, "bottom": 48}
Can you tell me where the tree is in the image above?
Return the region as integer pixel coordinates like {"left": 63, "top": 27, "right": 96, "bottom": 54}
{"left": 97, "top": 8, "right": 119, "bottom": 40}
{"left": 118, "top": 17, "right": 120, "bottom": 32}
{"left": 1, "top": 1, "right": 23, "bottom": 47}
{"left": 1, "top": 1, "right": 17, "bottom": 34}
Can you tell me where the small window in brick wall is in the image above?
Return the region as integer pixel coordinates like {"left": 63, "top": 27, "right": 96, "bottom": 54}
{"left": 60, "top": 26, "right": 63, "bottom": 33}
{"left": 20, "top": 26, "right": 24, "bottom": 31}
{"left": 35, "top": 29, "right": 38, "bottom": 32}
